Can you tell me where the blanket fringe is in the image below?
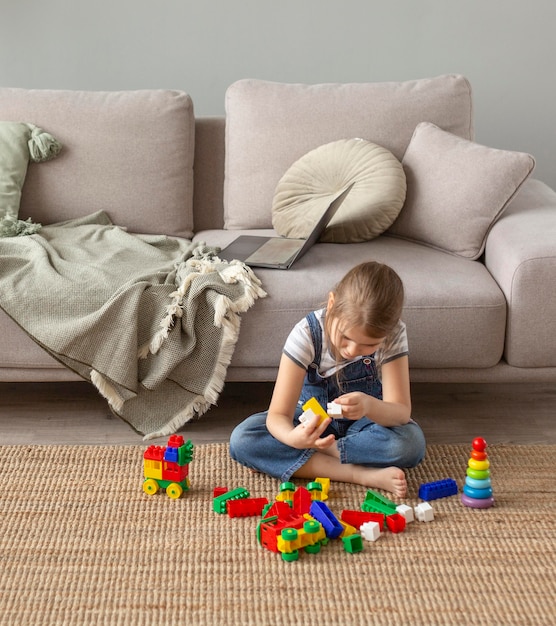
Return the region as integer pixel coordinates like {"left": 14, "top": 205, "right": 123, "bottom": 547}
{"left": 143, "top": 310, "right": 247, "bottom": 440}
{"left": 90, "top": 369, "right": 125, "bottom": 412}
{"left": 143, "top": 395, "right": 211, "bottom": 441}
{"left": 141, "top": 257, "right": 266, "bottom": 440}
{"left": 139, "top": 254, "right": 266, "bottom": 359}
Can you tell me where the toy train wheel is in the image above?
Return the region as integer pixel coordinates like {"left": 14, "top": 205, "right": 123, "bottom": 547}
{"left": 281, "top": 549, "right": 299, "bottom": 562}
{"left": 303, "top": 520, "right": 321, "bottom": 534}
{"left": 166, "top": 483, "right": 183, "bottom": 499}
{"left": 305, "top": 542, "right": 321, "bottom": 554}
{"left": 143, "top": 478, "right": 159, "bottom": 496}
{"left": 281, "top": 528, "right": 298, "bottom": 541}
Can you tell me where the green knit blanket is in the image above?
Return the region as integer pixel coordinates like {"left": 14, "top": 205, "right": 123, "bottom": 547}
{"left": 0, "top": 212, "right": 266, "bottom": 438}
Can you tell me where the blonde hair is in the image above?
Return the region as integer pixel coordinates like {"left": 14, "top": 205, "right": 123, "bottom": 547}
{"left": 324, "top": 261, "right": 404, "bottom": 354}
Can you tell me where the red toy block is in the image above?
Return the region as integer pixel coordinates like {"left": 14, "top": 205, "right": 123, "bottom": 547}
{"left": 144, "top": 445, "right": 165, "bottom": 461}
{"left": 264, "top": 501, "right": 292, "bottom": 520}
{"left": 213, "top": 486, "right": 228, "bottom": 498}
{"left": 227, "top": 497, "right": 269, "bottom": 518}
{"left": 258, "top": 513, "right": 307, "bottom": 553}
{"left": 341, "top": 510, "right": 384, "bottom": 530}
{"left": 162, "top": 462, "right": 189, "bottom": 482}
{"left": 167, "top": 434, "right": 185, "bottom": 448}
{"left": 293, "top": 486, "right": 312, "bottom": 515}
{"left": 385, "top": 512, "right": 406, "bottom": 533}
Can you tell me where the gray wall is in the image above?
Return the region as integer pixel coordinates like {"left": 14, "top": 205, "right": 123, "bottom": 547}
{"left": 2, "top": 0, "right": 555, "bottom": 188}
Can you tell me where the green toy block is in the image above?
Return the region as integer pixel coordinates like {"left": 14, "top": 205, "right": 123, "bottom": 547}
{"left": 361, "top": 489, "right": 397, "bottom": 515}
{"left": 342, "top": 533, "right": 364, "bottom": 553}
{"left": 178, "top": 439, "right": 194, "bottom": 465}
{"left": 213, "top": 487, "right": 250, "bottom": 514}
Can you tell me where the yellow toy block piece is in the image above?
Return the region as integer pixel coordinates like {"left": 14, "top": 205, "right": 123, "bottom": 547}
{"left": 314, "top": 477, "right": 330, "bottom": 500}
{"left": 307, "top": 481, "right": 323, "bottom": 501}
{"left": 143, "top": 459, "right": 163, "bottom": 480}
{"left": 302, "top": 397, "right": 329, "bottom": 425}
{"left": 277, "top": 521, "right": 326, "bottom": 554}
{"left": 340, "top": 520, "right": 358, "bottom": 537}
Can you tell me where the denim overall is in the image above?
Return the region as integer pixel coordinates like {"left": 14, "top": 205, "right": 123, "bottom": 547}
{"left": 229, "top": 312, "right": 426, "bottom": 482}
{"left": 299, "top": 311, "right": 383, "bottom": 439}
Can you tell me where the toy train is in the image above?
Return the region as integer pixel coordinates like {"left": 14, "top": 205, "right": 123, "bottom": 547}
{"left": 143, "top": 435, "right": 194, "bottom": 499}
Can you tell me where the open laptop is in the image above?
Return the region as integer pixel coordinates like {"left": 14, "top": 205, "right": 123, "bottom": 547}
{"left": 218, "top": 183, "right": 353, "bottom": 269}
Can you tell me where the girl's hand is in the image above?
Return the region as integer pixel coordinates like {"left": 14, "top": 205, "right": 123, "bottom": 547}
{"left": 287, "top": 413, "right": 336, "bottom": 450}
{"left": 334, "top": 392, "right": 370, "bottom": 420}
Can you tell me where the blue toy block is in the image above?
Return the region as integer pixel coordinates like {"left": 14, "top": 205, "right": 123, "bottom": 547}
{"left": 418, "top": 478, "right": 458, "bottom": 501}
{"left": 309, "top": 500, "right": 343, "bottom": 539}
{"left": 164, "top": 447, "right": 179, "bottom": 463}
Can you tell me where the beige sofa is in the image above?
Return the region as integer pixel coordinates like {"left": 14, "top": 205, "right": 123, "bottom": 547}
{"left": 1, "top": 75, "right": 555, "bottom": 385}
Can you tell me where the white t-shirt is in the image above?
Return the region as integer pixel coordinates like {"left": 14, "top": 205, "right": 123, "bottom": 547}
{"left": 283, "top": 308, "right": 408, "bottom": 380}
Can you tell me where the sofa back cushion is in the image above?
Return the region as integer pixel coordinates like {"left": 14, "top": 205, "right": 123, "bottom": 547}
{"left": 389, "top": 122, "right": 535, "bottom": 260}
{"left": 0, "top": 89, "right": 195, "bottom": 238}
{"left": 224, "top": 75, "right": 474, "bottom": 230}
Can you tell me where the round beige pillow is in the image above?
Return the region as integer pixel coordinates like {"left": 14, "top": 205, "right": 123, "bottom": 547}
{"left": 272, "top": 138, "right": 406, "bottom": 243}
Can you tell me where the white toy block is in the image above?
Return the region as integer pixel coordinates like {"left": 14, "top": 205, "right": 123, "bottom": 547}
{"left": 396, "top": 504, "right": 414, "bottom": 523}
{"left": 414, "top": 502, "right": 434, "bottom": 522}
{"left": 327, "top": 401, "right": 343, "bottom": 417}
{"left": 360, "top": 521, "right": 381, "bottom": 542}
{"left": 299, "top": 408, "right": 317, "bottom": 425}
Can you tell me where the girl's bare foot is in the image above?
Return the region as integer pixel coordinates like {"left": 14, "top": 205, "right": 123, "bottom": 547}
{"left": 293, "top": 452, "right": 407, "bottom": 498}
{"left": 357, "top": 466, "right": 407, "bottom": 498}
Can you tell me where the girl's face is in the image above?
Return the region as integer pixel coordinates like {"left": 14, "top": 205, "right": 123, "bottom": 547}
{"left": 326, "top": 292, "right": 385, "bottom": 360}
{"left": 329, "top": 317, "right": 385, "bottom": 360}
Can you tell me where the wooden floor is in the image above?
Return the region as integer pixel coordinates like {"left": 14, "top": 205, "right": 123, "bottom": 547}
{"left": 1, "top": 381, "right": 555, "bottom": 446}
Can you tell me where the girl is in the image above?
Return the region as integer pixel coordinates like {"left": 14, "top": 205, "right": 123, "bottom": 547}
{"left": 229, "top": 261, "right": 426, "bottom": 498}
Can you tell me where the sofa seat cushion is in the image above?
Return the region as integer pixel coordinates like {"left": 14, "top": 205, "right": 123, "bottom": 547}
{"left": 224, "top": 75, "right": 473, "bottom": 230}
{"left": 272, "top": 138, "right": 407, "bottom": 243}
{"left": 194, "top": 231, "right": 506, "bottom": 370}
{"left": 0, "top": 308, "right": 71, "bottom": 371}
{"left": 0, "top": 88, "right": 195, "bottom": 238}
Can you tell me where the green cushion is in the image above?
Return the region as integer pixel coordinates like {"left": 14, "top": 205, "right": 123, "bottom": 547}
{"left": 0, "top": 122, "right": 61, "bottom": 237}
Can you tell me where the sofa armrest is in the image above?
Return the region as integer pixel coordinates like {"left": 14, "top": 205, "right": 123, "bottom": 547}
{"left": 485, "top": 178, "right": 556, "bottom": 367}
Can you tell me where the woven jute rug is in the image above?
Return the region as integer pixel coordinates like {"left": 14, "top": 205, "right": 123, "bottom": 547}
{"left": 0, "top": 443, "right": 554, "bottom": 626}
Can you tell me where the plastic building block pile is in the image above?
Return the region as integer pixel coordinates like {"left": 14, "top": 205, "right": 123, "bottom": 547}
{"left": 140, "top": 435, "right": 495, "bottom": 561}
{"left": 212, "top": 479, "right": 442, "bottom": 562}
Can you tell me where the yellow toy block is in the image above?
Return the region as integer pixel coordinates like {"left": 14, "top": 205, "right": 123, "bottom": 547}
{"left": 143, "top": 459, "right": 163, "bottom": 480}
{"left": 339, "top": 520, "right": 358, "bottom": 537}
{"left": 277, "top": 521, "right": 326, "bottom": 554}
{"left": 276, "top": 481, "right": 296, "bottom": 502}
{"left": 302, "top": 397, "right": 329, "bottom": 425}
{"left": 314, "top": 477, "right": 330, "bottom": 500}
